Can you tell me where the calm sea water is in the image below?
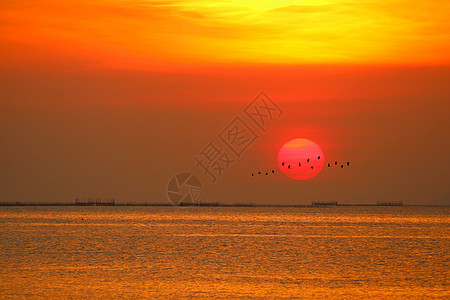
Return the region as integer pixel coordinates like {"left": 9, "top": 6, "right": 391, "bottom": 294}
{"left": 0, "top": 206, "right": 448, "bottom": 299}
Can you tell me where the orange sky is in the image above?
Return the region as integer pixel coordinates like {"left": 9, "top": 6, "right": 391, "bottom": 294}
{"left": 0, "top": 1, "right": 449, "bottom": 205}
{"left": 1, "top": 0, "right": 450, "bottom": 70}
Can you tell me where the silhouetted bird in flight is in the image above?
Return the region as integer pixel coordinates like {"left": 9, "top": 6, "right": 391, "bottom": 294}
{"left": 288, "top": 165, "right": 291, "bottom": 169}
{"left": 311, "top": 166, "right": 314, "bottom": 169}
{"left": 282, "top": 162, "right": 285, "bottom": 166}
{"left": 328, "top": 163, "right": 330, "bottom": 167}
{"left": 347, "top": 162, "right": 350, "bottom": 166}
{"left": 272, "top": 170, "right": 275, "bottom": 173}
{"left": 318, "top": 156, "right": 321, "bottom": 160}
{"left": 340, "top": 165, "right": 344, "bottom": 168}
{"left": 335, "top": 161, "right": 338, "bottom": 165}
{"left": 307, "top": 159, "right": 310, "bottom": 163}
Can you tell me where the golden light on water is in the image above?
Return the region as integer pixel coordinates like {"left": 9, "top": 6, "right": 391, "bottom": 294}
{"left": 0, "top": 207, "right": 448, "bottom": 298}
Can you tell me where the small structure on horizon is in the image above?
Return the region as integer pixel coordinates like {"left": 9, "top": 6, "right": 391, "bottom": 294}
{"left": 312, "top": 201, "right": 338, "bottom": 206}
{"left": 376, "top": 201, "right": 403, "bottom": 206}
{"left": 75, "top": 198, "right": 115, "bottom": 206}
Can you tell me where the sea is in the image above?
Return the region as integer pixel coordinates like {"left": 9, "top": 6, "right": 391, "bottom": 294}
{"left": 0, "top": 206, "right": 448, "bottom": 299}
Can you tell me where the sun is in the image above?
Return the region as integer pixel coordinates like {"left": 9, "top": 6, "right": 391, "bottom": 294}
{"left": 277, "top": 138, "right": 324, "bottom": 180}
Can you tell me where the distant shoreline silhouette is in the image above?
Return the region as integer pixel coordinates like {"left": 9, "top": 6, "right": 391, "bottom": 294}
{"left": 0, "top": 202, "right": 445, "bottom": 207}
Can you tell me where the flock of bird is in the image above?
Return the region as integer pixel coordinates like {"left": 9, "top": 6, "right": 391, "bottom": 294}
{"left": 251, "top": 156, "right": 350, "bottom": 176}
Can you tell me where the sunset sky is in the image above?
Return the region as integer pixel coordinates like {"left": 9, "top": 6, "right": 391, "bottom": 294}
{"left": 1, "top": 0, "right": 449, "bottom": 204}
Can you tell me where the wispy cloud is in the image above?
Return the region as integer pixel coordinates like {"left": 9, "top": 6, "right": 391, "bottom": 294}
{"left": 0, "top": 0, "right": 449, "bottom": 69}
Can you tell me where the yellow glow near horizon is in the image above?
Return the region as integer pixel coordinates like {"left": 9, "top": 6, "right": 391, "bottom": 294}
{"left": 1, "top": 0, "right": 449, "bottom": 68}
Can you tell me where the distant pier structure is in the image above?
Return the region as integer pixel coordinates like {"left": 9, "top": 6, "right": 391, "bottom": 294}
{"left": 75, "top": 198, "right": 115, "bottom": 206}
{"left": 312, "top": 201, "right": 338, "bottom": 206}
{"left": 376, "top": 201, "right": 403, "bottom": 206}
